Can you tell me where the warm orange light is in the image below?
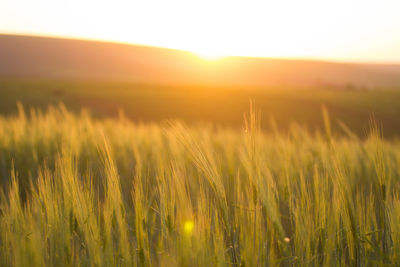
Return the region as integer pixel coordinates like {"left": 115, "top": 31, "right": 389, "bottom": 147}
{"left": 1, "top": 0, "right": 400, "bottom": 62}
{"left": 195, "top": 51, "right": 224, "bottom": 60}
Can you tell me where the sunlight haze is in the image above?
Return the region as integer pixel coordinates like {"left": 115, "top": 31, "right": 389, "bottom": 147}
{"left": 1, "top": 0, "right": 400, "bottom": 63}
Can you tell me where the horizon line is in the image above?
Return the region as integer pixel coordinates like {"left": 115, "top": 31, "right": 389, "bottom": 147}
{"left": 1, "top": 31, "right": 400, "bottom": 66}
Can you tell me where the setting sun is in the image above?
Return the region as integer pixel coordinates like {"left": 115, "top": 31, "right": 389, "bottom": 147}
{"left": 195, "top": 51, "right": 225, "bottom": 60}
{"left": 1, "top": 0, "right": 400, "bottom": 265}
{"left": 1, "top": 0, "right": 400, "bottom": 62}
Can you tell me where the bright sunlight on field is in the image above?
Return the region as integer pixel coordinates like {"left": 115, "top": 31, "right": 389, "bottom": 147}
{"left": 1, "top": 0, "right": 400, "bottom": 265}
{"left": 0, "top": 104, "right": 399, "bottom": 266}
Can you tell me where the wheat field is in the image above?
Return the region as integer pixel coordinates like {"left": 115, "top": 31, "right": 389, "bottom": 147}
{"left": 0, "top": 104, "right": 399, "bottom": 266}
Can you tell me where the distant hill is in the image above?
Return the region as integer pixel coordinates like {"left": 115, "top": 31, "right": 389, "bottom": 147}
{"left": 1, "top": 34, "right": 400, "bottom": 88}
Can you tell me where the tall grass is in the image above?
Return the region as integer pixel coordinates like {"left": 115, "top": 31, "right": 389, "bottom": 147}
{"left": 0, "top": 105, "right": 399, "bottom": 266}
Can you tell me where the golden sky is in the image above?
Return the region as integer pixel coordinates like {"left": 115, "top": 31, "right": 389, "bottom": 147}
{"left": 1, "top": 0, "right": 400, "bottom": 63}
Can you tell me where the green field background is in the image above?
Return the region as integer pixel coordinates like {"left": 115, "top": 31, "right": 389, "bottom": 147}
{"left": 1, "top": 79, "right": 400, "bottom": 137}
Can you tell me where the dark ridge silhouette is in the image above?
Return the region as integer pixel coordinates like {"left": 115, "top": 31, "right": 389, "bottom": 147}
{"left": 1, "top": 34, "right": 400, "bottom": 88}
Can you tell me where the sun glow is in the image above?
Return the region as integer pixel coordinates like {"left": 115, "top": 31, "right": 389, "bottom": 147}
{"left": 1, "top": 0, "right": 400, "bottom": 62}
{"left": 195, "top": 51, "right": 225, "bottom": 60}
